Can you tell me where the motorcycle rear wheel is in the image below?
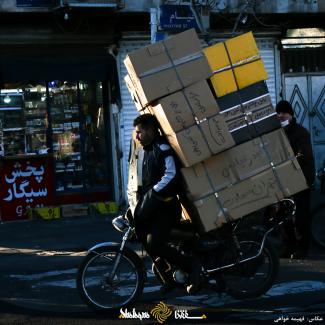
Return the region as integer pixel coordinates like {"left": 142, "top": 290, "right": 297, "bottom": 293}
{"left": 223, "top": 240, "right": 279, "bottom": 299}
{"left": 77, "top": 246, "right": 145, "bottom": 311}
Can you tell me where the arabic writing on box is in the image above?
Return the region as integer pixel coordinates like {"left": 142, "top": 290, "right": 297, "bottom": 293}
{"left": 4, "top": 162, "right": 48, "bottom": 203}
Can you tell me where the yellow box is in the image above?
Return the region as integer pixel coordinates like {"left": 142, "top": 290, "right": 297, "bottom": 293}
{"left": 204, "top": 42, "right": 230, "bottom": 72}
{"left": 210, "top": 70, "right": 237, "bottom": 97}
{"left": 33, "top": 207, "right": 61, "bottom": 220}
{"left": 204, "top": 32, "right": 260, "bottom": 73}
{"left": 107, "top": 202, "right": 119, "bottom": 214}
{"left": 210, "top": 60, "right": 268, "bottom": 97}
{"left": 234, "top": 59, "right": 268, "bottom": 89}
{"left": 91, "top": 202, "right": 119, "bottom": 214}
{"left": 226, "top": 32, "right": 259, "bottom": 64}
{"left": 26, "top": 208, "right": 33, "bottom": 220}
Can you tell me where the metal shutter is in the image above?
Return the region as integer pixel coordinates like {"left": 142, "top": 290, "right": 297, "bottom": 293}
{"left": 118, "top": 40, "right": 150, "bottom": 198}
{"left": 256, "top": 38, "right": 277, "bottom": 106}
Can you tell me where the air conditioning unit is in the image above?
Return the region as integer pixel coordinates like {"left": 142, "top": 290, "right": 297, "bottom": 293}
{"left": 57, "top": 0, "right": 123, "bottom": 8}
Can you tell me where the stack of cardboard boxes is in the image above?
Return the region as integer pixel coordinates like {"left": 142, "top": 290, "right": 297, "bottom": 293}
{"left": 124, "top": 29, "right": 308, "bottom": 234}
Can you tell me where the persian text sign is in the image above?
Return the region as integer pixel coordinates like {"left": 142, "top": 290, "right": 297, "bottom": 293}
{"left": 0, "top": 157, "right": 54, "bottom": 221}
{"left": 159, "top": 5, "right": 199, "bottom": 31}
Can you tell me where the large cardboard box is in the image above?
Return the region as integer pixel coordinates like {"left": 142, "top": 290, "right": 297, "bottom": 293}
{"left": 204, "top": 32, "right": 259, "bottom": 72}
{"left": 228, "top": 114, "right": 280, "bottom": 145}
{"left": 151, "top": 80, "right": 219, "bottom": 133}
{"left": 186, "top": 159, "right": 308, "bottom": 233}
{"left": 221, "top": 93, "right": 272, "bottom": 122}
{"left": 216, "top": 81, "right": 269, "bottom": 111}
{"left": 221, "top": 93, "right": 280, "bottom": 144}
{"left": 144, "top": 83, "right": 278, "bottom": 166}
{"left": 209, "top": 59, "right": 268, "bottom": 97}
{"left": 166, "top": 114, "right": 235, "bottom": 167}
{"left": 181, "top": 128, "right": 294, "bottom": 200}
{"left": 204, "top": 32, "right": 268, "bottom": 97}
{"left": 124, "top": 29, "right": 212, "bottom": 106}
{"left": 124, "top": 74, "right": 145, "bottom": 111}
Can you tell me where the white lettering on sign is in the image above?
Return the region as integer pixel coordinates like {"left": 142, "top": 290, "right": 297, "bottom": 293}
{"left": 3, "top": 162, "right": 48, "bottom": 203}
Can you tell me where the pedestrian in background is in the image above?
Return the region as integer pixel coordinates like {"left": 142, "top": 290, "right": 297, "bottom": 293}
{"left": 276, "top": 100, "right": 315, "bottom": 259}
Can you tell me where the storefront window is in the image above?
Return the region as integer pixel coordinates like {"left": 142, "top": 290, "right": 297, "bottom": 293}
{"left": 24, "top": 85, "right": 48, "bottom": 155}
{"left": 0, "top": 83, "right": 48, "bottom": 156}
{"left": 1, "top": 81, "right": 111, "bottom": 194}
{"left": 49, "top": 81, "right": 83, "bottom": 192}
{"left": 80, "top": 81, "right": 109, "bottom": 189}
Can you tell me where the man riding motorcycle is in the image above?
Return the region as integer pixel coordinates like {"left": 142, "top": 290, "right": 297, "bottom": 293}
{"left": 127, "top": 113, "right": 202, "bottom": 294}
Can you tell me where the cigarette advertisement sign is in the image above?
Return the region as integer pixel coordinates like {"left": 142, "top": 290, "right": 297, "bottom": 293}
{"left": 0, "top": 157, "right": 54, "bottom": 221}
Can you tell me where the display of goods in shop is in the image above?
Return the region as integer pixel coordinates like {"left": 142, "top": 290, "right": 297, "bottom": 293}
{"left": 124, "top": 29, "right": 308, "bottom": 233}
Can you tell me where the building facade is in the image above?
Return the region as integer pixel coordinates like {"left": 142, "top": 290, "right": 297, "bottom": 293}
{"left": 0, "top": 0, "right": 324, "bottom": 220}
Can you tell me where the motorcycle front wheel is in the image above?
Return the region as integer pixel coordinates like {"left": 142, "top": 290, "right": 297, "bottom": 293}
{"left": 222, "top": 240, "right": 279, "bottom": 299}
{"left": 77, "top": 245, "right": 145, "bottom": 311}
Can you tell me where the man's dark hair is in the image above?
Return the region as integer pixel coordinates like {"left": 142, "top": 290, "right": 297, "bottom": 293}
{"left": 133, "top": 114, "right": 160, "bottom": 130}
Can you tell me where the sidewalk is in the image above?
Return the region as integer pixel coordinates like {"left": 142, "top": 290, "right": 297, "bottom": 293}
{"left": 0, "top": 214, "right": 120, "bottom": 254}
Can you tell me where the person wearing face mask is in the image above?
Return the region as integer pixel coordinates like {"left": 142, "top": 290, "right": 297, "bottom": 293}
{"left": 275, "top": 100, "right": 315, "bottom": 259}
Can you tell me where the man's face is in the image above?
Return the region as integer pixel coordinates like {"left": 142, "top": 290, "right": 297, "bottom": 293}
{"left": 135, "top": 124, "right": 155, "bottom": 147}
{"left": 277, "top": 111, "right": 293, "bottom": 123}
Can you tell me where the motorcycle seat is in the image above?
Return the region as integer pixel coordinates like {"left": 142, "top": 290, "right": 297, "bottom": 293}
{"left": 169, "top": 219, "right": 197, "bottom": 241}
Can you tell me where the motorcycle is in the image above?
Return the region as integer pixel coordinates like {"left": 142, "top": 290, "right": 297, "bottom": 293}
{"left": 76, "top": 199, "right": 295, "bottom": 311}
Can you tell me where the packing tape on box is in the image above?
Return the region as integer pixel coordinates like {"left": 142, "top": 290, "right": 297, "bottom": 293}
{"left": 220, "top": 44, "right": 275, "bottom": 144}
{"left": 254, "top": 132, "right": 289, "bottom": 198}
{"left": 200, "top": 160, "right": 233, "bottom": 223}
{"left": 191, "top": 128, "right": 298, "bottom": 203}
{"left": 139, "top": 50, "right": 204, "bottom": 79}
{"left": 158, "top": 42, "right": 225, "bottom": 157}
{"left": 220, "top": 93, "right": 271, "bottom": 121}
{"left": 179, "top": 90, "right": 219, "bottom": 156}
{"left": 211, "top": 54, "right": 261, "bottom": 75}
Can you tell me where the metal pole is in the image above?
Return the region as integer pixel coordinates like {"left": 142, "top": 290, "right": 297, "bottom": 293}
{"left": 150, "top": 7, "right": 158, "bottom": 44}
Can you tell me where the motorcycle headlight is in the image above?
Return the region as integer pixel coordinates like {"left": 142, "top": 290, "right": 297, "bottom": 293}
{"left": 112, "top": 215, "right": 129, "bottom": 233}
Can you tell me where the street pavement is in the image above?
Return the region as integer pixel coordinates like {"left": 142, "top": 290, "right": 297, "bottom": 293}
{"left": 0, "top": 194, "right": 325, "bottom": 324}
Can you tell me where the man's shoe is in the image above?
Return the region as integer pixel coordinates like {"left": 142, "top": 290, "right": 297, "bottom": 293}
{"left": 186, "top": 283, "right": 201, "bottom": 294}
{"left": 186, "top": 259, "right": 202, "bottom": 294}
{"left": 291, "top": 249, "right": 308, "bottom": 260}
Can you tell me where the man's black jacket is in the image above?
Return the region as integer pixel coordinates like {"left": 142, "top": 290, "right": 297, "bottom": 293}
{"left": 284, "top": 118, "right": 315, "bottom": 187}
{"left": 134, "top": 136, "right": 181, "bottom": 222}
{"left": 140, "top": 136, "right": 180, "bottom": 198}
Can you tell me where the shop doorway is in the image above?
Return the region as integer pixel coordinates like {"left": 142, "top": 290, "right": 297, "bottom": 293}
{"left": 283, "top": 74, "right": 325, "bottom": 188}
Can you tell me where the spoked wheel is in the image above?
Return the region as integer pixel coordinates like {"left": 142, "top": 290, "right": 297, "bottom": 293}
{"left": 311, "top": 204, "right": 325, "bottom": 249}
{"left": 77, "top": 246, "right": 145, "bottom": 311}
{"left": 223, "top": 240, "right": 279, "bottom": 299}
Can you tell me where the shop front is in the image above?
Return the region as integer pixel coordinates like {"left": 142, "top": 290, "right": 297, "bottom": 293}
{"left": 0, "top": 49, "right": 120, "bottom": 221}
